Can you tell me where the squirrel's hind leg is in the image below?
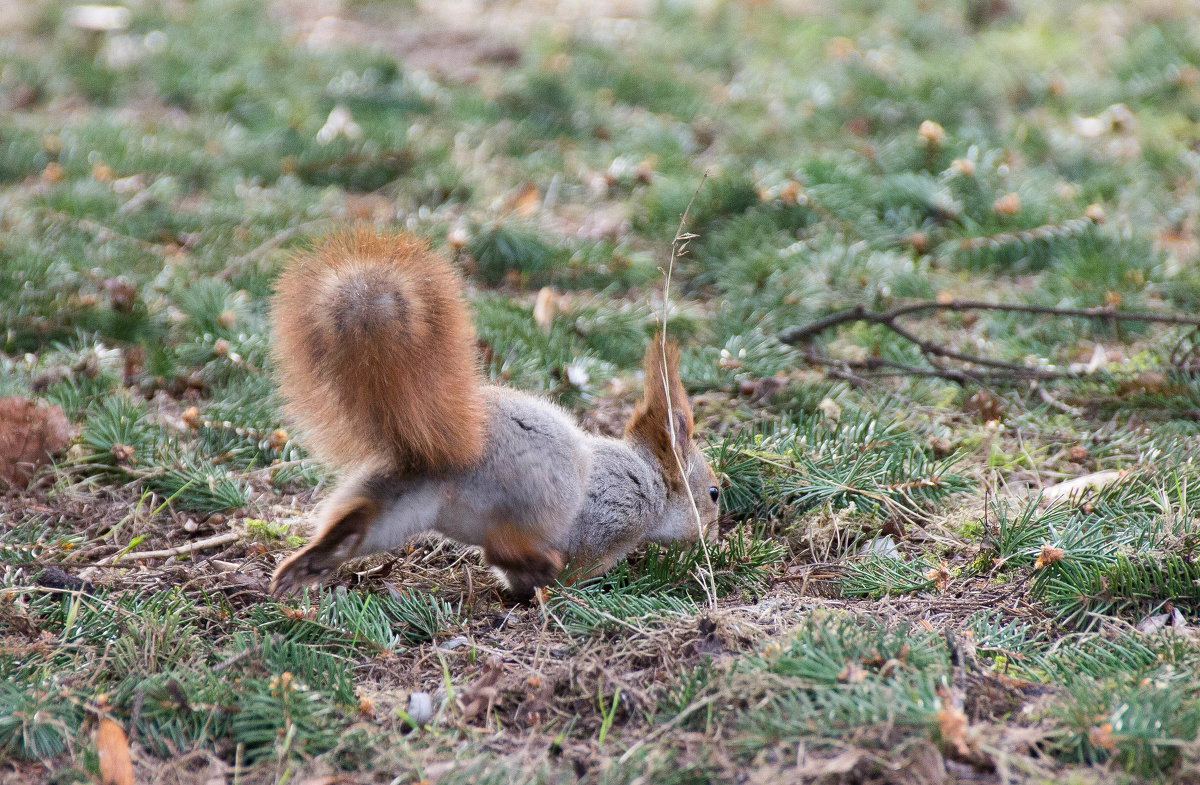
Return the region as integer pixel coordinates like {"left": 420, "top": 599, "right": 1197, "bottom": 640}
{"left": 271, "top": 492, "right": 377, "bottom": 594}
{"left": 270, "top": 472, "right": 441, "bottom": 594}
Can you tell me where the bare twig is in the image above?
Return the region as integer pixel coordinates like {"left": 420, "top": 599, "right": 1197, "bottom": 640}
{"left": 102, "top": 531, "right": 243, "bottom": 564}
{"left": 956, "top": 215, "right": 1097, "bottom": 252}
{"left": 46, "top": 210, "right": 174, "bottom": 256}
{"left": 1038, "top": 387, "right": 1083, "bottom": 416}
{"left": 219, "top": 219, "right": 332, "bottom": 281}
{"left": 781, "top": 299, "right": 1200, "bottom": 345}
{"left": 800, "top": 350, "right": 976, "bottom": 382}
{"left": 782, "top": 299, "right": 1200, "bottom": 383}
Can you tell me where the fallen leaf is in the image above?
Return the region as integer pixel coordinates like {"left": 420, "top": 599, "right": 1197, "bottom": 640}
{"left": 901, "top": 740, "right": 947, "bottom": 785}
{"left": 1089, "top": 722, "right": 1116, "bottom": 751}
{"left": 737, "top": 376, "right": 788, "bottom": 403}
{"left": 791, "top": 749, "right": 863, "bottom": 778}
{"left": 1136, "top": 613, "right": 1169, "bottom": 635}
{"left": 459, "top": 655, "right": 504, "bottom": 724}
{"left": 96, "top": 718, "right": 135, "bottom": 785}
{"left": 512, "top": 183, "right": 540, "bottom": 217}
{"left": 937, "top": 704, "right": 971, "bottom": 757}
{"left": 1069, "top": 343, "right": 1108, "bottom": 374}
{"left": 838, "top": 662, "right": 867, "bottom": 683}
{"left": 1034, "top": 544, "right": 1064, "bottom": 569}
{"left": 925, "top": 561, "right": 951, "bottom": 592}
{"left": 1117, "top": 371, "right": 1169, "bottom": 396}
{"left": 532, "top": 287, "right": 560, "bottom": 332}
{"left": 0, "top": 398, "right": 75, "bottom": 489}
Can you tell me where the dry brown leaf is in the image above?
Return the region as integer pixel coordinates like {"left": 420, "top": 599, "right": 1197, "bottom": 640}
{"left": 838, "top": 661, "right": 867, "bottom": 683}
{"left": 1089, "top": 722, "right": 1116, "bottom": 750}
{"left": 532, "top": 287, "right": 560, "bottom": 333}
{"left": 937, "top": 705, "right": 971, "bottom": 758}
{"left": 1035, "top": 544, "right": 1064, "bottom": 569}
{"left": 97, "top": 718, "right": 135, "bottom": 785}
{"left": 925, "top": 561, "right": 951, "bottom": 592}
{"left": 459, "top": 655, "right": 504, "bottom": 724}
{"left": 963, "top": 390, "right": 1004, "bottom": 423}
{"left": 1118, "top": 371, "right": 1169, "bottom": 396}
{"left": 0, "top": 397, "right": 75, "bottom": 489}
{"left": 791, "top": 749, "right": 863, "bottom": 778}
{"left": 1137, "top": 613, "right": 1170, "bottom": 635}
{"left": 512, "top": 183, "right": 540, "bottom": 217}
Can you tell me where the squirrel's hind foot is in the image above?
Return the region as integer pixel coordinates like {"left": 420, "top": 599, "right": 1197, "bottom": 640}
{"left": 270, "top": 549, "right": 341, "bottom": 595}
{"left": 269, "top": 496, "right": 377, "bottom": 595}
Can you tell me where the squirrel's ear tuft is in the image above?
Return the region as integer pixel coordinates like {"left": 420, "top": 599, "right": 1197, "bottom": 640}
{"left": 625, "top": 334, "right": 693, "bottom": 486}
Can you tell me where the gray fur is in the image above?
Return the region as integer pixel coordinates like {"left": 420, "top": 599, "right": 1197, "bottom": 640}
{"left": 567, "top": 436, "right": 664, "bottom": 570}
{"left": 277, "top": 385, "right": 719, "bottom": 592}
{"left": 350, "top": 386, "right": 591, "bottom": 553}
{"left": 568, "top": 434, "right": 719, "bottom": 575}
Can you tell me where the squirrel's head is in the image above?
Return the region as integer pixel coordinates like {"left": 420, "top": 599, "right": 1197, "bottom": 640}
{"left": 625, "top": 335, "right": 720, "bottom": 545}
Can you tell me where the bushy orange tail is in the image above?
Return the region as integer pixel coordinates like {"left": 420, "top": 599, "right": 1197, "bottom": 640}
{"left": 271, "top": 229, "right": 487, "bottom": 472}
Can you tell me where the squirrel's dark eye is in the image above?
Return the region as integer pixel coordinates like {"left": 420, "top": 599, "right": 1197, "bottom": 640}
{"left": 708, "top": 486, "right": 719, "bottom": 503}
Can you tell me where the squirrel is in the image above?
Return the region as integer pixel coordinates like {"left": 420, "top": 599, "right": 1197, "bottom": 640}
{"left": 268, "top": 228, "right": 721, "bottom": 599}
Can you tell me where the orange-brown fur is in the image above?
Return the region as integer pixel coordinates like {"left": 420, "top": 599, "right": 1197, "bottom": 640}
{"left": 271, "top": 229, "right": 486, "bottom": 472}
{"left": 272, "top": 494, "right": 379, "bottom": 589}
{"left": 624, "top": 335, "right": 692, "bottom": 491}
{"left": 483, "top": 522, "right": 565, "bottom": 598}
{"left": 483, "top": 523, "right": 563, "bottom": 573}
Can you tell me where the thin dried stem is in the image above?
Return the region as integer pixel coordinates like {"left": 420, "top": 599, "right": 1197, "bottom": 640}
{"left": 657, "top": 171, "right": 717, "bottom": 609}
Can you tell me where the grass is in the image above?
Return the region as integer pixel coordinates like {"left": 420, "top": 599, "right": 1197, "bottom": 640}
{"left": 2, "top": 0, "right": 1200, "bottom": 782}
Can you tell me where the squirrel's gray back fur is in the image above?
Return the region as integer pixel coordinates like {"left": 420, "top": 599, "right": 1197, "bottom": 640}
{"left": 320, "top": 384, "right": 714, "bottom": 592}
{"left": 353, "top": 386, "right": 590, "bottom": 551}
